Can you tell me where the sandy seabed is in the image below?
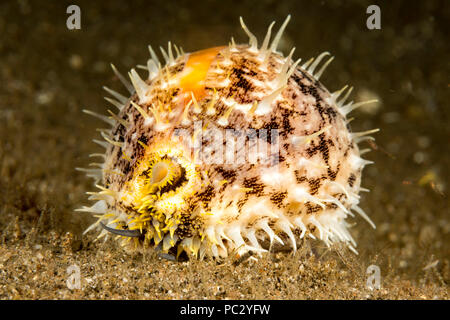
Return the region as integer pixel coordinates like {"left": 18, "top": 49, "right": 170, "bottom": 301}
{"left": 0, "top": 0, "right": 448, "bottom": 299}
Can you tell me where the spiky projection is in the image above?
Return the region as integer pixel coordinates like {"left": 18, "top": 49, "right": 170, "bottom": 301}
{"left": 77, "top": 15, "right": 379, "bottom": 260}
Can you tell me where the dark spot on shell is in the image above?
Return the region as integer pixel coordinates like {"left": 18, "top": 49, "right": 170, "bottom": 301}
{"left": 215, "top": 167, "right": 237, "bottom": 183}
{"left": 242, "top": 177, "right": 265, "bottom": 196}
{"left": 348, "top": 173, "right": 356, "bottom": 187}
{"left": 305, "top": 202, "right": 322, "bottom": 214}
{"left": 308, "top": 178, "right": 322, "bottom": 195}
{"left": 195, "top": 185, "right": 215, "bottom": 206}
{"left": 294, "top": 171, "right": 307, "bottom": 183}
{"left": 237, "top": 197, "right": 248, "bottom": 210}
{"left": 270, "top": 191, "right": 288, "bottom": 208}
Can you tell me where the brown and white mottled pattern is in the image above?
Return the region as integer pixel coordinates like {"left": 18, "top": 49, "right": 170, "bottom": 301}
{"left": 78, "top": 17, "right": 377, "bottom": 259}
